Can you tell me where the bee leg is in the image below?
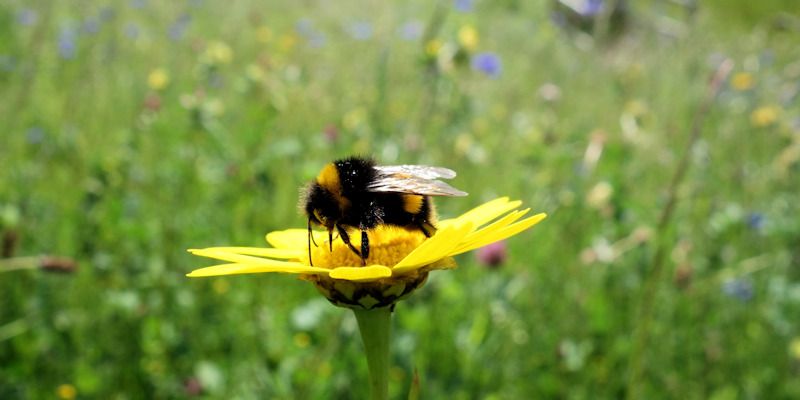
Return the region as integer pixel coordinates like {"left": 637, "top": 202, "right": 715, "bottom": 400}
{"left": 336, "top": 225, "right": 362, "bottom": 259}
{"left": 360, "top": 231, "right": 369, "bottom": 265}
{"left": 419, "top": 221, "right": 437, "bottom": 238}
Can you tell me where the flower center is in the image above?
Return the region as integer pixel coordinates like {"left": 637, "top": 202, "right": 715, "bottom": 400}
{"left": 309, "top": 226, "right": 427, "bottom": 268}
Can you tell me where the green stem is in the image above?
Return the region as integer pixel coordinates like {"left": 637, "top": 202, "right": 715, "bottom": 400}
{"left": 353, "top": 307, "right": 392, "bottom": 400}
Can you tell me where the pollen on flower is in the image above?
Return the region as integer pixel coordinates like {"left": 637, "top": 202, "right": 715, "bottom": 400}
{"left": 308, "top": 226, "right": 427, "bottom": 268}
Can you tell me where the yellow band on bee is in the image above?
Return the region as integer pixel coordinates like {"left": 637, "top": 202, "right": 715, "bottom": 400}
{"left": 402, "top": 194, "right": 424, "bottom": 214}
{"left": 317, "top": 163, "right": 350, "bottom": 209}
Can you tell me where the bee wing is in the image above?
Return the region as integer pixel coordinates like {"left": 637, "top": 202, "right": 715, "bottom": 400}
{"left": 373, "top": 165, "right": 457, "bottom": 180}
{"left": 369, "top": 165, "right": 468, "bottom": 197}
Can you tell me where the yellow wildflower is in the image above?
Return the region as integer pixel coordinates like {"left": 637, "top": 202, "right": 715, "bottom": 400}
{"left": 279, "top": 34, "right": 297, "bottom": 52}
{"left": 730, "top": 72, "right": 755, "bottom": 91}
{"left": 256, "top": 26, "right": 272, "bottom": 44}
{"left": 205, "top": 41, "right": 233, "bottom": 65}
{"left": 790, "top": 337, "right": 800, "bottom": 360}
{"left": 56, "top": 384, "right": 77, "bottom": 400}
{"left": 425, "top": 39, "right": 443, "bottom": 57}
{"left": 188, "top": 198, "right": 546, "bottom": 309}
{"left": 750, "top": 105, "right": 779, "bottom": 127}
{"left": 458, "top": 25, "right": 479, "bottom": 52}
{"left": 147, "top": 68, "right": 169, "bottom": 91}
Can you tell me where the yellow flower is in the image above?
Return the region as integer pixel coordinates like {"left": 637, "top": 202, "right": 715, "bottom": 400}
{"left": 730, "top": 72, "right": 754, "bottom": 91}
{"left": 790, "top": 337, "right": 800, "bottom": 360}
{"left": 750, "top": 105, "right": 779, "bottom": 127}
{"left": 256, "top": 26, "right": 272, "bottom": 44}
{"left": 425, "top": 39, "right": 443, "bottom": 57}
{"left": 147, "top": 68, "right": 169, "bottom": 91}
{"left": 188, "top": 198, "right": 546, "bottom": 309}
{"left": 56, "top": 384, "right": 77, "bottom": 400}
{"left": 204, "top": 40, "right": 233, "bottom": 65}
{"left": 458, "top": 25, "right": 479, "bottom": 52}
{"left": 458, "top": 25, "right": 478, "bottom": 51}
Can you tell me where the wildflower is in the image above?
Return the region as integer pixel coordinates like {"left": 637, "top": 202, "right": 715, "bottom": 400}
{"left": 538, "top": 83, "right": 562, "bottom": 102}
{"left": 399, "top": 21, "right": 423, "bottom": 41}
{"left": 83, "top": 17, "right": 100, "bottom": 34}
{"left": 188, "top": 198, "right": 546, "bottom": 309}
{"left": 746, "top": 212, "right": 765, "bottom": 231}
{"left": 124, "top": 23, "right": 140, "bottom": 40}
{"left": 204, "top": 41, "right": 233, "bottom": 65}
{"left": 722, "top": 279, "right": 753, "bottom": 302}
{"left": 348, "top": 21, "right": 373, "bottom": 41}
{"left": 17, "top": 9, "right": 38, "bottom": 26}
{"left": 790, "top": 338, "right": 800, "bottom": 360}
{"left": 458, "top": 25, "right": 479, "bottom": 52}
{"left": 730, "top": 72, "right": 754, "bottom": 91}
{"left": 586, "top": 181, "right": 613, "bottom": 210}
{"left": 454, "top": 0, "right": 474, "bottom": 12}
{"left": 56, "top": 384, "right": 77, "bottom": 400}
{"left": 323, "top": 124, "right": 339, "bottom": 143}
{"left": 184, "top": 377, "right": 202, "bottom": 396}
{"left": 256, "top": 26, "right": 272, "bottom": 43}
{"left": 750, "top": 105, "right": 779, "bottom": 127}
{"left": 425, "top": 39, "right": 443, "bottom": 58}
{"left": 581, "top": 0, "right": 604, "bottom": 17}
{"left": 475, "top": 240, "right": 507, "bottom": 268}
{"left": 130, "top": 0, "right": 147, "bottom": 9}
{"left": 147, "top": 68, "right": 170, "bottom": 91}
{"left": 168, "top": 14, "right": 191, "bottom": 41}
{"left": 57, "top": 27, "right": 78, "bottom": 60}
{"left": 471, "top": 52, "right": 502, "bottom": 78}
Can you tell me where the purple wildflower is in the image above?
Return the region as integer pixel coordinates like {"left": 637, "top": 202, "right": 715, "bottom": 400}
{"left": 58, "top": 27, "right": 78, "bottom": 60}
{"left": 17, "top": 9, "right": 39, "bottom": 26}
{"left": 472, "top": 52, "right": 502, "bottom": 78}
{"left": 399, "top": 20, "right": 423, "bottom": 41}
{"left": 581, "top": 0, "right": 604, "bottom": 17}
{"left": 475, "top": 241, "right": 507, "bottom": 268}
{"left": 348, "top": 21, "right": 373, "bottom": 41}
{"left": 454, "top": 0, "right": 474, "bottom": 12}
{"left": 129, "top": 0, "right": 147, "bottom": 9}
{"left": 26, "top": 127, "right": 45, "bottom": 144}
{"left": 168, "top": 14, "right": 191, "bottom": 41}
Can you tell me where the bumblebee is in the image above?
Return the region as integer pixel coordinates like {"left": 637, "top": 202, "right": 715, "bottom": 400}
{"left": 302, "top": 156, "right": 467, "bottom": 265}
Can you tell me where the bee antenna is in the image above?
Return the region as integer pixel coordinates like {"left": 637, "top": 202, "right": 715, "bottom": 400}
{"left": 328, "top": 229, "right": 333, "bottom": 252}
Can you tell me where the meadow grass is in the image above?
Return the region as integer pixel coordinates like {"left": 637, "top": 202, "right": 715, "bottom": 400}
{"left": 1, "top": 0, "right": 799, "bottom": 398}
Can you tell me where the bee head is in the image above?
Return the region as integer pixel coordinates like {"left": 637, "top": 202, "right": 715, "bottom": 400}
{"left": 304, "top": 182, "right": 341, "bottom": 229}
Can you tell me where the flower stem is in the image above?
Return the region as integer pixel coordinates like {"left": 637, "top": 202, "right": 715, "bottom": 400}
{"left": 353, "top": 307, "right": 392, "bottom": 400}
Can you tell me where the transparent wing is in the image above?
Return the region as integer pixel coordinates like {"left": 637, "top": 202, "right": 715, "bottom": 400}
{"left": 373, "top": 165, "right": 457, "bottom": 180}
{"left": 369, "top": 165, "right": 468, "bottom": 197}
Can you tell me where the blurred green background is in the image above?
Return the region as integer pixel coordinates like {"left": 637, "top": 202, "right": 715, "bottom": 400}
{"left": 2, "top": 0, "right": 800, "bottom": 398}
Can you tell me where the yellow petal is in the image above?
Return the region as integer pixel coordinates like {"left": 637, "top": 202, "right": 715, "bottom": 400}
{"left": 393, "top": 222, "right": 473, "bottom": 274}
{"left": 450, "top": 213, "right": 547, "bottom": 255}
{"left": 189, "top": 248, "right": 305, "bottom": 267}
{"left": 459, "top": 208, "right": 529, "bottom": 248}
{"left": 187, "top": 262, "right": 329, "bottom": 277}
{"left": 441, "top": 197, "right": 523, "bottom": 229}
{"left": 266, "top": 229, "right": 327, "bottom": 250}
{"left": 192, "top": 247, "right": 302, "bottom": 259}
{"left": 328, "top": 265, "right": 393, "bottom": 282}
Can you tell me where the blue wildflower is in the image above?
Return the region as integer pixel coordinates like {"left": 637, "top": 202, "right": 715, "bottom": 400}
{"left": 58, "top": 27, "right": 78, "bottom": 60}
{"left": 472, "top": 52, "right": 502, "bottom": 78}
{"left": 746, "top": 212, "right": 765, "bottom": 231}
{"left": 454, "top": 0, "right": 473, "bottom": 12}
{"left": 348, "top": 21, "right": 373, "bottom": 41}
{"left": 168, "top": 14, "right": 191, "bottom": 41}
{"left": 399, "top": 20, "right": 422, "bottom": 41}
{"left": 723, "top": 279, "right": 753, "bottom": 302}
{"left": 124, "top": 23, "right": 140, "bottom": 40}
{"left": 17, "top": 9, "right": 39, "bottom": 26}
{"left": 83, "top": 17, "right": 100, "bottom": 34}
{"left": 129, "top": 0, "right": 147, "bottom": 9}
{"left": 581, "top": 0, "right": 604, "bottom": 17}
